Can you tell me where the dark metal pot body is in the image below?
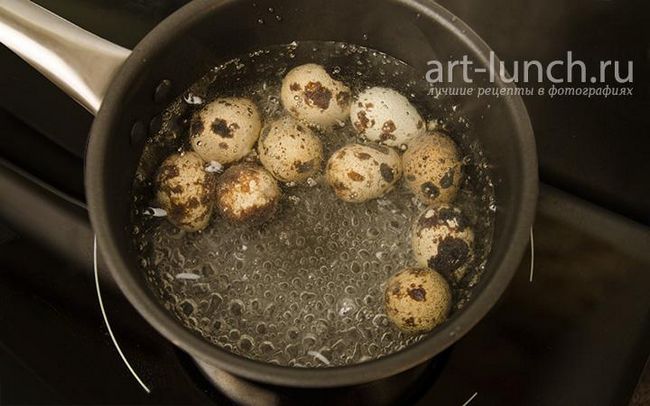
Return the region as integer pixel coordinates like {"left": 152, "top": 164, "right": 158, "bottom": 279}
{"left": 2, "top": 0, "right": 538, "bottom": 389}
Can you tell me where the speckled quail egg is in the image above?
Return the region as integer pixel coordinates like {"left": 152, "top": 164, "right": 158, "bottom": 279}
{"left": 155, "top": 152, "right": 214, "bottom": 232}
{"left": 325, "top": 144, "right": 402, "bottom": 203}
{"left": 402, "top": 132, "right": 463, "bottom": 205}
{"left": 280, "top": 63, "right": 352, "bottom": 127}
{"left": 411, "top": 204, "right": 474, "bottom": 279}
{"left": 384, "top": 267, "right": 451, "bottom": 334}
{"left": 215, "top": 164, "right": 281, "bottom": 223}
{"left": 190, "top": 97, "right": 262, "bottom": 164}
{"left": 258, "top": 116, "right": 323, "bottom": 183}
{"left": 350, "top": 87, "right": 425, "bottom": 147}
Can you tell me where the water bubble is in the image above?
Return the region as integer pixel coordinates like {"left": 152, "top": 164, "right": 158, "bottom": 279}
{"left": 260, "top": 341, "right": 275, "bottom": 353}
{"left": 229, "top": 300, "right": 244, "bottom": 316}
{"left": 337, "top": 297, "right": 356, "bottom": 317}
{"left": 183, "top": 92, "right": 204, "bottom": 105}
{"left": 178, "top": 300, "right": 194, "bottom": 316}
{"left": 239, "top": 335, "right": 254, "bottom": 351}
{"left": 229, "top": 329, "right": 241, "bottom": 341}
{"left": 143, "top": 207, "right": 167, "bottom": 217}
{"left": 176, "top": 272, "right": 201, "bottom": 280}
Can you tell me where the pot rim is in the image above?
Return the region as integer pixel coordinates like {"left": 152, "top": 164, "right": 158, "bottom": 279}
{"left": 86, "top": 0, "right": 538, "bottom": 388}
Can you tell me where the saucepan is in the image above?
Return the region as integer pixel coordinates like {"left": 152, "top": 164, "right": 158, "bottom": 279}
{"left": 0, "top": 0, "right": 537, "bottom": 391}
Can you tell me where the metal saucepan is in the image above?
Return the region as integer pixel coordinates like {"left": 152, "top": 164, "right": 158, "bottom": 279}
{"left": 0, "top": 0, "right": 537, "bottom": 389}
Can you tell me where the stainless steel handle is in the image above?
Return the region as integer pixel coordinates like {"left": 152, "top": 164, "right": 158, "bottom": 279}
{"left": 0, "top": 0, "right": 131, "bottom": 115}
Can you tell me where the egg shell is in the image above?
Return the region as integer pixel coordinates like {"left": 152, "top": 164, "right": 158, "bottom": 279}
{"left": 402, "top": 132, "right": 462, "bottom": 205}
{"left": 411, "top": 204, "right": 474, "bottom": 280}
{"left": 350, "top": 87, "right": 425, "bottom": 147}
{"left": 215, "top": 164, "right": 281, "bottom": 223}
{"left": 258, "top": 116, "right": 323, "bottom": 183}
{"left": 190, "top": 97, "right": 262, "bottom": 164}
{"left": 325, "top": 143, "right": 402, "bottom": 203}
{"left": 155, "top": 152, "right": 214, "bottom": 232}
{"left": 281, "top": 63, "right": 352, "bottom": 127}
{"left": 384, "top": 267, "right": 451, "bottom": 334}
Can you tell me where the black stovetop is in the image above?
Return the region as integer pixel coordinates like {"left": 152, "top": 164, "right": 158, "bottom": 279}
{"left": 0, "top": 0, "right": 649, "bottom": 405}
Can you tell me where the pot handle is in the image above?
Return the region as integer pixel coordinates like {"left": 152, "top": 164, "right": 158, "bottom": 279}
{"left": 0, "top": 0, "right": 131, "bottom": 115}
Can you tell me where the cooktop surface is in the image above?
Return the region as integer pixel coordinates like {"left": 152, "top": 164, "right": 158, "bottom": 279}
{"left": 0, "top": 0, "right": 649, "bottom": 405}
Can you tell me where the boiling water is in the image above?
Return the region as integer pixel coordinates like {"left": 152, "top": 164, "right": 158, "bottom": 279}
{"left": 131, "top": 42, "right": 495, "bottom": 367}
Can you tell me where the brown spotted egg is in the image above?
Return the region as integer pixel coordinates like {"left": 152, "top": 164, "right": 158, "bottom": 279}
{"left": 190, "top": 97, "right": 262, "bottom": 164}
{"left": 280, "top": 63, "right": 352, "bottom": 127}
{"left": 350, "top": 87, "right": 425, "bottom": 147}
{"left": 402, "top": 132, "right": 463, "bottom": 205}
{"left": 215, "top": 164, "right": 281, "bottom": 223}
{"left": 325, "top": 144, "right": 402, "bottom": 203}
{"left": 258, "top": 116, "right": 323, "bottom": 183}
{"left": 411, "top": 204, "right": 474, "bottom": 280}
{"left": 155, "top": 152, "right": 214, "bottom": 232}
{"left": 384, "top": 268, "right": 451, "bottom": 334}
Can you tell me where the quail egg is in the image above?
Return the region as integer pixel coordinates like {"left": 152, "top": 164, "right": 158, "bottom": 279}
{"left": 384, "top": 267, "right": 451, "bottom": 334}
{"left": 155, "top": 152, "right": 214, "bottom": 232}
{"left": 190, "top": 97, "right": 262, "bottom": 164}
{"left": 215, "top": 164, "right": 281, "bottom": 223}
{"left": 258, "top": 116, "right": 323, "bottom": 183}
{"left": 411, "top": 204, "right": 474, "bottom": 279}
{"left": 402, "top": 132, "right": 462, "bottom": 205}
{"left": 325, "top": 144, "right": 402, "bottom": 203}
{"left": 280, "top": 63, "right": 352, "bottom": 127}
{"left": 350, "top": 87, "right": 425, "bottom": 147}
